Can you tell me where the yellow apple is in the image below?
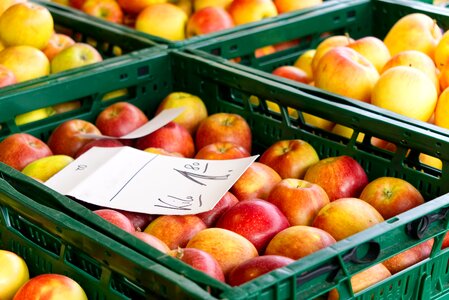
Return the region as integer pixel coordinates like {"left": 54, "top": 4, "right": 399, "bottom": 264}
{"left": 135, "top": 3, "right": 188, "bottom": 41}
{"left": 15, "top": 107, "right": 55, "bottom": 126}
{"left": 382, "top": 50, "right": 440, "bottom": 95}
{"left": 0, "top": 2, "right": 53, "bottom": 50}
{"left": 435, "top": 86, "right": 449, "bottom": 129}
{"left": 331, "top": 123, "right": 365, "bottom": 142}
{"left": 51, "top": 43, "right": 103, "bottom": 73}
{"left": 347, "top": 36, "right": 391, "bottom": 73}
{"left": 22, "top": 154, "right": 74, "bottom": 182}
{"left": 302, "top": 112, "right": 334, "bottom": 131}
{"left": 383, "top": 13, "right": 442, "bottom": 61}
{"left": 228, "top": 0, "right": 278, "bottom": 26}
{"left": 0, "top": 45, "right": 50, "bottom": 82}
{"left": 173, "top": 0, "right": 193, "bottom": 17}
{"left": 0, "top": 0, "right": 27, "bottom": 16}
{"left": 435, "top": 29, "right": 449, "bottom": 70}
{"left": 0, "top": 250, "right": 29, "bottom": 300}
{"left": 294, "top": 49, "right": 316, "bottom": 80}
{"left": 371, "top": 66, "right": 438, "bottom": 122}
{"left": 314, "top": 46, "right": 379, "bottom": 102}
{"left": 311, "top": 35, "right": 354, "bottom": 74}
{"left": 194, "top": 0, "right": 233, "bottom": 11}
{"left": 274, "top": 0, "right": 322, "bottom": 14}
{"left": 419, "top": 153, "right": 442, "bottom": 170}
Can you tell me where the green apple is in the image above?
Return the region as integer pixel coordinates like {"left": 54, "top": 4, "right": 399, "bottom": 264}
{"left": 50, "top": 43, "right": 103, "bottom": 74}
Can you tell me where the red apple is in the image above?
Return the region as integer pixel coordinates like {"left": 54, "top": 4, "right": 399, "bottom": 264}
{"left": 0, "top": 133, "right": 52, "bottom": 171}
{"left": 13, "top": 274, "right": 87, "bottom": 300}
{"left": 265, "top": 225, "right": 336, "bottom": 259}
{"left": 359, "top": 177, "right": 425, "bottom": 220}
{"left": 0, "top": 64, "right": 17, "bottom": 88}
{"left": 186, "top": 227, "right": 258, "bottom": 276}
{"left": 194, "top": 141, "right": 250, "bottom": 160}
{"left": 81, "top": 0, "right": 124, "bottom": 24}
{"left": 69, "top": 0, "right": 87, "bottom": 9}
{"left": 216, "top": 198, "right": 290, "bottom": 253}
{"left": 272, "top": 65, "right": 311, "bottom": 84}
{"left": 116, "top": 209, "right": 155, "bottom": 231}
{"left": 47, "top": 119, "right": 102, "bottom": 158}
{"left": 312, "top": 197, "right": 384, "bottom": 241}
{"left": 42, "top": 33, "right": 76, "bottom": 62}
{"left": 227, "top": 255, "right": 295, "bottom": 286}
{"left": 133, "top": 231, "right": 170, "bottom": 254}
{"left": 304, "top": 155, "right": 369, "bottom": 201}
{"left": 186, "top": 6, "right": 234, "bottom": 38}
{"left": 195, "top": 112, "right": 252, "bottom": 154}
{"left": 382, "top": 239, "right": 434, "bottom": 274}
{"left": 74, "top": 138, "right": 124, "bottom": 158}
{"left": 195, "top": 191, "right": 239, "bottom": 227}
{"left": 93, "top": 208, "right": 135, "bottom": 233}
{"left": 258, "top": 139, "right": 320, "bottom": 179}
{"left": 267, "top": 178, "right": 330, "bottom": 226}
{"left": 135, "top": 121, "right": 195, "bottom": 158}
{"left": 169, "top": 247, "right": 225, "bottom": 282}
{"left": 144, "top": 215, "right": 207, "bottom": 250}
{"left": 230, "top": 162, "right": 282, "bottom": 201}
{"left": 95, "top": 101, "right": 148, "bottom": 138}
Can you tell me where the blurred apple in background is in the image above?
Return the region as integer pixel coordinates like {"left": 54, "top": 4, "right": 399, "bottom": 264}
{"left": 359, "top": 177, "right": 425, "bottom": 220}
{"left": 70, "top": 0, "right": 87, "bottom": 9}
{"left": 231, "top": 162, "right": 282, "bottom": 201}
{"left": 314, "top": 46, "right": 379, "bottom": 102}
{"left": 195, "top": 191, "right": 239, "bottom": 227}
{"left": 216, "top": 199, "right": 290, "bottom": 253}
{"left": 0, "top": 46, "right": 50, "bottom": 83}
{"left": 186, "top": 6, "right": 234, "bottom": 38}
{"left": 267, "top": 178, "right": 330, "bottom": 226}
{"left": 272, "top": 65, "right": 311, "bottom": 84}
{"left": 382, "top": 239, "right": 434, "bottom": 274}
{"left": 331, "top": 123, "right": 365, "bottom": 143}
{"left": 186, "top": 227, "right": 258, "bottom": 276}
{"left": 133, "top": 231, "right": 170, "bottom": 254}
{"left": 0, "top": 2, "right": 53, "bottom": 50}
{"left": 42, "top": 33, "right": 76, "bottom": 62}
{"left": 383, "top": 13, "right": 442, "bottom": 61}
{"left": 294, "top": 49, "right": 316, "bottom": 81}
{"left": 94, "top": 208, "right": 135, "bottom": 233}
{"left": 0, "top": 133, "right": 52, "bottom": 171}
{"left": 228, "top": 0, "right": 278, "bottom": 26}
{"left": 169, "top": 247, "right": 225, "bottom": 282}
{"left": 82, "top": 0, "right": 124, "bottom": 24}
{"left": 265, "top": 225, "right": 336, "bottom": 259}
{"left": 144, "top": 215, "right": 207, "bottom": 249}
{"left": 13, "top": 274, "right": 88, "bottom": 300}
{"left": 135, "top": 121, "right": 195, "bottom": 158}
{"left": 52, "top": 100, "right": 82, "bottom": 114}
{"left": 301, "top": 112, "right": 335, "bottom": 131}
{"left": 117, "top": 0, "right": 167, "bottom": 15}
{"left": 312, "top": 197, "right": 384, "bottom": 241}
{"left": 47, "top": 119, "right": 102, "bottom": 157}
{"left": 304, "top": 155, "right": 369, "bottom": 201}
{"left": 15, "top": 107, "right": 55, "bottom": 126}
{"left": 435, "top": 87, "right": 449, "bottom": 130}
{"left": 0, "top": 64, "right": 17, "bottom": 88}
{"left": 434, "top": 29, "right": 449, "bottom": 71}
{"left": 0, "top": 0, "right": 27, "bottom": 16}
{"left": 194, "top": 0, "right": 232, "bottom": 11}
{"left": 51, "top": 43, "right": 103, "bottom": 73}
{"left": 274, "top": 0, "right": 321, "bottom": 14}
{"left": 0, "top": 250, "right": 29, "bottom": 300}
{"left": 227, "top": 255, "right": 295, "bottom": 286}
{"left": 311, "top": 35, "right": 355, "bottom": 74}
{"left": 74, "top": 139, "right": 124, "bottom": 158}
{"left": 135, "top": 3, "right": 188, "bottom": 41}
{"left": 259, "top": 139, "right": 319, "bottom": 179}
{"left": 347, "top": 36, "right": 391, "bottom": 73}
{"left": 21, "top": 154, "right": 74, "bottom": 182}
{"left": 371, "top": 66, "right": 438, "bottom": 122}
{"left": 195, "top": 112, "right": 252, "bottom": 153}
{"left": 95, "top": 101, "right": 148, "bottom": 137}
{"left": 155, "top": 91, "right": 208, "bottom": 135}
{"left": 194, "top": 142, "right": 250, "bottom": 160}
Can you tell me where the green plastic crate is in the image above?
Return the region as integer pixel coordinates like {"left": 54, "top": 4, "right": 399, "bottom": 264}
{"left": 2, "top": 48, "right": 449, "bottom": 299}
{"left": 0, "top": 0, "right": 163, "bottom": 94}
{"left": 0, "top": 165, "right": 221, "bottom": 299}
{"left": 186, "top": 0, "right": 449, "bottom": 134}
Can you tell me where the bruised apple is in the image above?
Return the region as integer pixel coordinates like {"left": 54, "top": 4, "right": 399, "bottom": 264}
{"left": 304, "top": 155, "right": 369, "bottom": 201}
{"left": 195, "top": 191, "right": 239, "bottom": 227}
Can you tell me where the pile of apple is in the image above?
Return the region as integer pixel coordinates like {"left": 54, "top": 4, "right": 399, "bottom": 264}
{"left": 0, "top": 1, "right": 104, "bottom": 88}
{"left": 53, "top": 0, "right": 324, "bottom": 41}
{"left": 269, "top": 12, "right": 449, "bottom": 171}
{"left": 0, "top": 90, "right": 445, "bottom": 297}
{"left": 0, "top": 249, "right": 87, "bottom": 300}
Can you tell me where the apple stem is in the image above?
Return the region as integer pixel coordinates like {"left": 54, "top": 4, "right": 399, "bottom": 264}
{"left": 175, "top": 246, "right": 184, "bottom": 259}
{"left": 345, "top": 32, "right": 352, "bottom": 43}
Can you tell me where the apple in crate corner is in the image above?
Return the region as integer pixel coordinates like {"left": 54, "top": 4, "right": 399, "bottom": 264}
{"left": 195, "top": 112, "right": 252, "bottom": 154}
{"left": 93, "top": 209, "right": 135, "bottom": 233}
{"left": 51, "top": 43, "right": 103, "bottom": 74}
{"left": 195, "top": 191, "right": 239, "bottom": 227}
{"left": 216, "top": 198, "right": 290, "bottom": 253}
{"left": 169, "top": 247, "right": 225, "bottom": 282}
{"left": 42, "top": 33, "right": 76, "bottom": 62}
{"left": 0, "top": 133, "right": 53, "bottom": 171}
{"left": 0, "top": 64, "right": 17, "bottom": 88}
{"left": 21, "top": 154, "right": 74, "bottom": 182}
{"left": 271, "top": 65, "right": 311, "bottom": 84}
{"left": 195, "top": 142, "right": 250, "bottom": 160}
{"left": 0, "top": 250, "right": 29, "bottom": 300}
{"left": 47, "top": 119, "right": 102, "bottom": 158}
{"left": 135, "top": 121, "right": 195, "bottom": 158}
{"left": 13, "top": 274, "right": 88, "bottom": 300}
{"left": 231, "top": 162, "right": 282, "bottom": 201}
{"left": 95, "top": 101, "right": 149, "bottom": 138}
{"left": 82, "top": 0, "right": 124, "bottom": 24}
{"left": 186, "top": 6, "right": 234, "bottom": 38}
{"left": 304, "top": 155, "right": 369, "bottom": 202}
{"left": 259, "top": 139, "right": 320, "bottom": 179}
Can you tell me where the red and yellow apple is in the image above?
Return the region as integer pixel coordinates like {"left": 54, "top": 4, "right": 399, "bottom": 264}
{"left": 0, "top": 250, "right": 29, "bottom": 300}
{"left": 195, "top": 141, "right": 250, "bottom": 160}
{"left": 0, "top": 64, "right": 16, "bottom": 88}
{"left": 272, "top": 65, "right": 311, "bottom": 84}
{"left": 228, "top": 0, "right": 278, "bottom": 26}
{"left": 51, "top": 43, "right": 103, "bottom": 74}
{"left": 347, "top": 36, "right": 391, "bottom": 73}
{"left": 133, "top": 231, "right": 170, "bottom": 254}
{"left": 94, "top": 208, "right": 136, "bottom": 233}
{"left": 274, "top": 0, "right": 322, "bottom": 14}
{"left": 42, "top": 33, "right": 76, "bottom": 62}
{"left": 81, "top": 0, "right": 123, "bottom": 24}
{"left": 186, "top": 6, "right": 234, "bottom": 38}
